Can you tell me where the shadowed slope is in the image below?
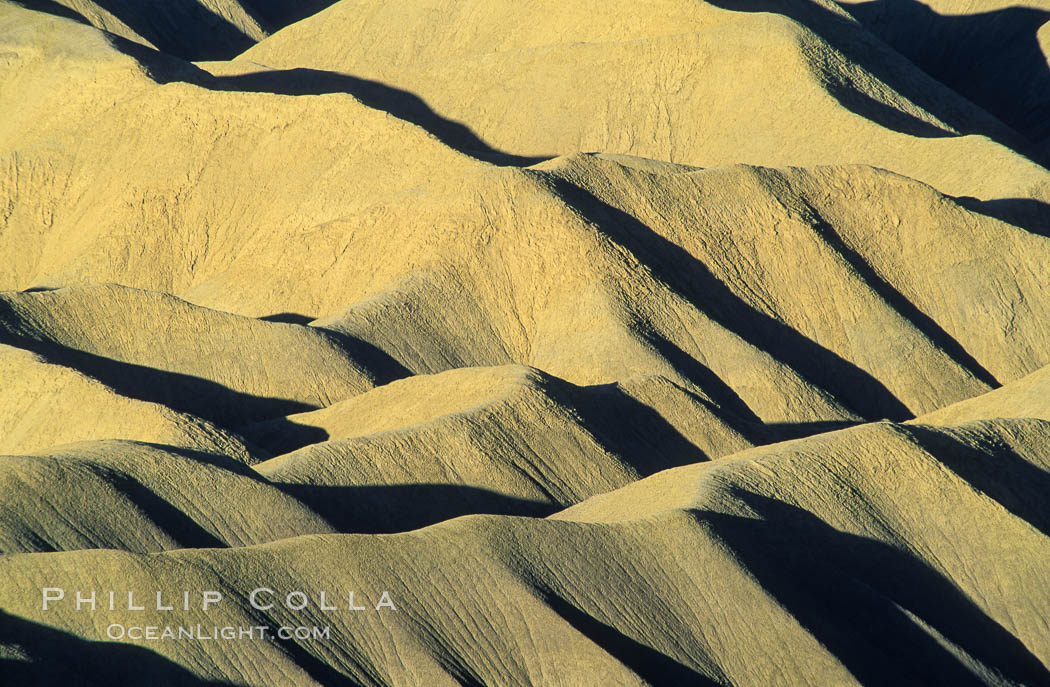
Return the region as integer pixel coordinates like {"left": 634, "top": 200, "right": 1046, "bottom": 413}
{"left": 0, "top": 611, "right": 238, "bottom": 687}
{"left": 952, "top": 195, "right": 1050, "bottom": 240}
{"left": 249, "top": 366, "right": 754, "bottom": 531}
{"left": 304, "top": 157, "right": 1050, "bottom": 423}
{"left": 11, "top": 0, "right": 270, "bottom": 59}
{"left": 702, "top": 0, "right": 1039, "bottom": 147}
{"left": 0, "top": 440, "right": 335, "bottom": 553}
{"left": 3, "top": 419, "right": 1049, "bottom": 685}
{"left": 0, "top": 344, "right": 253, "bottom": 460}
{"left": 238, "top": 0, "right": 338, "bottom": 32}
{"left": 556, "top": 418, "right": 1050, "bottom": 523}
{"left": 839, "top": 0, "right": 1050, "bottom": 161}
{"left": 12, "top": 0, "right": 346, "bottom": 59}
{"left": 0, "top": 285, "right": 395, "bottom": 428}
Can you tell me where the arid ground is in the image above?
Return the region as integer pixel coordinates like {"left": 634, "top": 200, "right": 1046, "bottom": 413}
{"left": 2, "top": 1, "right": 1050, "bottom": 685}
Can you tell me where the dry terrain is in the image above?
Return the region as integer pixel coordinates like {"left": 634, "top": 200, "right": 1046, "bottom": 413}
{"left": 2, "top": 0, "right": 1050, "bottom": 684}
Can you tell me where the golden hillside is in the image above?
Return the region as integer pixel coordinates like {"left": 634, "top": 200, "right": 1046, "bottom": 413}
{"left": 2, "top": 0, "right": 1050, "bottom": 684}
{"left": 4, "top": 421, "right": 1050, "bottom": 684}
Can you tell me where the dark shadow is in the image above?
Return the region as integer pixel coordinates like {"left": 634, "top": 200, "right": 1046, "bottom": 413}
{"left": 840, "top": 0, "right": 1050, "bottom": 162}
{"left": 239, "top": 419, "right": 330, "bottom": 456}
{"left": 641, "top": 331, "right": 765, "bottom": 428}
{"left": 567, "top": 378, "right": 741, "bottom": 472}
{"left": 319, "top": 327, "right": 413, "bottom": 388}
{"left": 13, "top": 0, "right": 89, "bottom": 25}
{"left": 0, "top": 611, "right": 240, "bottom": 686}
{"left": 698, "top": 490, "right": 1050, "bottom": 685}
{"left": 0, "top": 317, "right": 316, "bottom": 430}
{"left": 2, "top": 442, "right": 279, "bottom": 553}
{"left": 1, "top": 465, "right": 228, "bottom": 554}
{"left": 128, "top": 442, "right": 260, "bottom": 475}
{"left": 549, "top": 177, "right": 913, "bottom": 422}
{"left": 107, "top": 0, "right": 256, "bottom": 61}
{"left": 94, "top": 469, "right": 227, "bottom": 550}
{"left": 6, "top": 338, "right": 314, "bottom": 429}
{"left": 277, "top": 483, "right": 555, "bottom": 534}
{"left": 537, "top": 590, "right": 723, "bottom": 686}
{"left": 15, "top": 0, "right": 346, "bottom": 59}
{"left": 255, "top": 639, "right": 365, "bottom": 687}
{"left": 35, "top": 0, "right": 254, "bottom": 61}
{"left": 255, "top": 318, "right": 411, "bottom": 388}
{"left": 952, "top": 196, "right": 1050, "bottom": 240}
{"left": 705, "top": 0, "right": 1041, "bottom": 160}
{"left": 258, "top": 312, "right": 315, "bottom": 325}
{"left": 0, "top": 301, "right": 410, "bottom": 430}
{"left": 798, "top": 197, "right": 1000, "bottom": 388}
{"left": 21, "top": 286, "right": 59, "bottom": 293}
{"left": 103, "top": 32, "right": 215, "bottom": 83}
{"left": 821, "top": 79, "right": 956, "bottom": 139}
{"left": 204, "top": 69, "right": 553, "bottom": 167}
{"left": 903, "top": 423, "right": 1050, "bottom": 539}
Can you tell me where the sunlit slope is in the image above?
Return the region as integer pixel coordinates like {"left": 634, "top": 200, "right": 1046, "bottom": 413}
{"left": 3, "top": 2, "right": 1050, "bottom": 685}
{"left": 915, "top": 363, "right": 1050, "bottom": 425}
{"left": 0, "top": 285, "right": 391, "bottom": 428}
{"left": 0, "top": 363, "right": 750, "bottom": 546}
{"left": 252, "top": 364, "right": 749, "bottom": 456}
{"left": 6, "top": 3, "right": 1048, "bottom": 309}
{"left": 0, "top": 440, "right": 334, "bottom": 553}
{"left": 5, "top": 10, "right": 1050, "bottom": 427}
{"left": 555, "top": 418, "right": 1050, "bottom": 524}
{"left": 249, "top": 366, "right": 753, "bottom": 531}
{"left": 239, "top": 157, "right": 1050, "bottom": 423}
{"left": 8, "top": 111, "right": 1050, "bottom": 425}
{"left": 4, "top": 419, "right": 1049, "bottom": 685}
{"left": 0, "top": 344, "right": 252, "bottom": 459}
{"left": 0, "top": 5, "right": 479, "bottom": 297}
{"left": 240, "top": 0, "right": 1050, "bottom": 203}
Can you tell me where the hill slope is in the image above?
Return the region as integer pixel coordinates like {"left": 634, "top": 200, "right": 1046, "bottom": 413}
{"left": 915, "top": 363, "right": 1050, "bottom": 425}
{"left": 3, "top": 419, "right": 1048, "bottom": 685}
{"left": 251, "top": 365, "right": 754, "bottom": 531}
{"left": 0, "top": 285, "right": 395, "bottom": 428}
{"left": 0, "top": 440, "right": 334, "bottom": 553}
{"left": 5, "top": 8, "right": 1050, "bottom": 429}
{"left": 3, "top": 2, "right": 1050, "bottom": 684}
{"left": 239, "top": 0, "right": 1050, "bottom": 203}
{"left": 838, "top": 0, "right": 1050, "bottom": 160}
{"left": 0, "top": 344, "right": 252, "bottom": 459}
